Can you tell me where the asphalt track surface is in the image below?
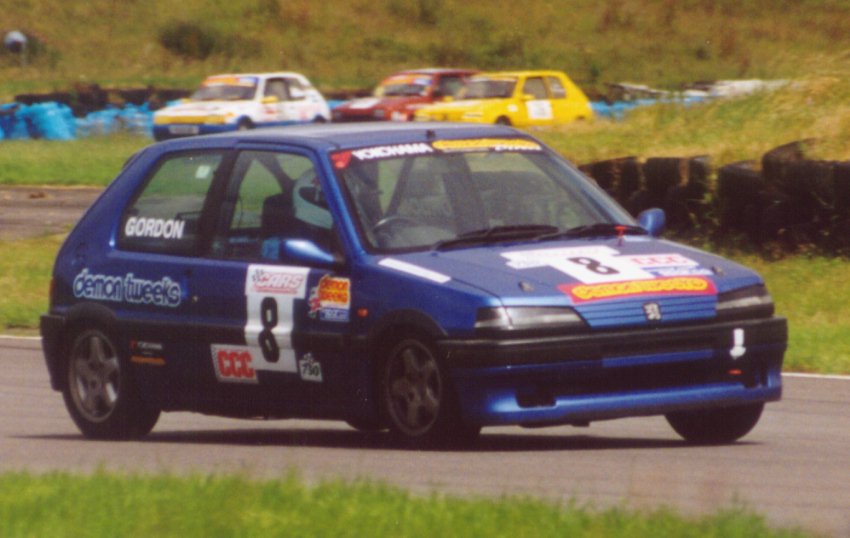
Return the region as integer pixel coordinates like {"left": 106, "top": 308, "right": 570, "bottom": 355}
{"left": 0, "top": 185, "right": 102, "bottom": 240}
{"left": 1, "top": 336, "right": 848, "bottom": 536}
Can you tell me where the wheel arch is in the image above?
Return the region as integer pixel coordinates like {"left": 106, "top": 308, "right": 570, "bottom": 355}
{"left": 357, "top": 309, "right": 448, "bottom": 408}
{"left": 368, "top": 309, "right": 447, "bottom": 351}
{"left": 46, "top": 303, "right": 120, "bottom": 391}
{"left": 235, "top": 116, "right": 254, "bottom": 129}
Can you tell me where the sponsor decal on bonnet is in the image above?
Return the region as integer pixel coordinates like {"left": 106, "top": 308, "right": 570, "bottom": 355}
{"left": 560, "top": 276, "right": 717, "bottom": 303}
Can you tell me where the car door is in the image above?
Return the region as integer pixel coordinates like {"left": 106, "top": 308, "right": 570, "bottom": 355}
{"left": 261, "top": 78, "right": 290, "bottom": 126}
{"left": 520, "top": 75, "right": 555, "bottom": 126}
{"left": 547, "top": 74, "right": 587, "bottom": 123}
{"left": 264, "top": 77, "right": 312, "bottom": 124}
{"left": 188, "top": 147, "right": 352, "bottom": 417}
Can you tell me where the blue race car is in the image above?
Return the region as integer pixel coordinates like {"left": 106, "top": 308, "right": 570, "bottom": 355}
{"left": 41, "top": 123, "right": 786, "bottom": 445}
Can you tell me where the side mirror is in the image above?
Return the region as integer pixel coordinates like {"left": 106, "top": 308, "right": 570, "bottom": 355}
{"left": 638, "top": 208, "right": 666, "bottom": 237}
{"left": 262, "top": 238, "right": 339, "bottom": 268}
{"left": 522, "top": 94, "right": 536, "bottom": 101}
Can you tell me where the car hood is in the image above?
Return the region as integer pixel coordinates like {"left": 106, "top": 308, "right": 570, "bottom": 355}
{"left": 376, "top": 238, "right": 764, "bottom": 328}
{"left": 154, "top": 100, "right": 253, "bottom": 117}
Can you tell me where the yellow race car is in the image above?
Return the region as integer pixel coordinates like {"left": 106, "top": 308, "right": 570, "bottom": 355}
{"left": 414, "top": 70, "right": 593, "bottom": 126}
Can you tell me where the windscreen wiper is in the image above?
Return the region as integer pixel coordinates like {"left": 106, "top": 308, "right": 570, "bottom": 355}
{"left": 433, "top": 225, "right": 559, "bottom": 251}
{"left": 536, "top": 223, "right": 647, "bottom": 241}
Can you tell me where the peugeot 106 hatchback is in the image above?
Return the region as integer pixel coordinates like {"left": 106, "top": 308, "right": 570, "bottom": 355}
{"left": 414, "top": 71, "right": 593, "bottom": 126}
{"left": 41, "top": 123, "right": 786, "bottom": 445}
{"left": 153, "top": 72, "right": 330, "bottom": 141}
{"left": 332, "top": 68, "right": 477, "bottom": 122}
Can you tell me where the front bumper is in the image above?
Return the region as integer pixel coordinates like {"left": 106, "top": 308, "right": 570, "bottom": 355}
{"left": 440, "top": 317, "right": 786, "bottom": 427}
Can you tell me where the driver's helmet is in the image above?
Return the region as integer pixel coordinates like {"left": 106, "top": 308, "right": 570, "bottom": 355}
{"left": 293, "top": 172, "right": 332, "bottom": 229}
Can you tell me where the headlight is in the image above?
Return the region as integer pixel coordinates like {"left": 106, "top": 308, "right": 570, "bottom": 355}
{"left": 716, "top": 285, "right": 774, "bottom": 320}
{"left": 476, "top": 306, "right": 586, "bottom": 332}
{"left": 153, "top": 116, "right": 171, "bottom": 125}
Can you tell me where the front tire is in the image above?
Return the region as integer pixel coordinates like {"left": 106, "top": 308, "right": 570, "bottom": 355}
{"left": 666, "top": 403, "right": 764, "bottom": 444}
{"left": 380, "top": 337, "right": 479, "bottom": 445}
{"left": 63, "top": 328, "right": 160, "bottom": 439}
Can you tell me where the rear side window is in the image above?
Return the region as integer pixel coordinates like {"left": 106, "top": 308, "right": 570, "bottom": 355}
{"left": 118, "top": 152, "right": 223, "bottom": 255}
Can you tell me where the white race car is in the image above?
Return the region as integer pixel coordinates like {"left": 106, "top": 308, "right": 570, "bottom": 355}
{"left": 153, "top": 72, "right": 330, "bottom": 140}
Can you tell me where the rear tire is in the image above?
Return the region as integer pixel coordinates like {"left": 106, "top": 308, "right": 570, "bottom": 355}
{"left": 62, "top": 328, "right": 160, "bottom": 439}
{"left": 380, "top": 336, "right": 480, "bottom": 445}
{"left": 495, "top": 116, "right": 511, "bottom": 126}
{"left": 666, "top": 403, "right": 764, "bottom": 445}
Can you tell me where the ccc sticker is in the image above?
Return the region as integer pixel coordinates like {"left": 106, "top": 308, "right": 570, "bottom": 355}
{"left": 211, "top": 345, "right": 258, "bottom": 384}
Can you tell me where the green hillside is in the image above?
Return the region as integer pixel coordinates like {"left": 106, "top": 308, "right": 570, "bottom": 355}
{"left": 2, "top": 0, "right": 850, "bottom": 99}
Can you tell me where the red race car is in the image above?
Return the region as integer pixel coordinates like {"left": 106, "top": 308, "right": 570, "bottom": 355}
{"left": 332, "top": 68, "right": 477, "bottom": 122}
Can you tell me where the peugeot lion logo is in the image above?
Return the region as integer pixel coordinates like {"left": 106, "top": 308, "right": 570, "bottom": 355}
{"left": 643, "top": 302, "right": 662, "bottom": 321}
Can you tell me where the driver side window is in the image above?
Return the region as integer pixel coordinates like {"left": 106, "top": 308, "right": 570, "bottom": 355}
{"left": 212, "top": 151, "right": 333, "bottom": 261}
{"left": 522, "top": 77, "right": 548, "bottom": 99}
{"left": 264, "top": 79, "right": 289, "bottom": 100}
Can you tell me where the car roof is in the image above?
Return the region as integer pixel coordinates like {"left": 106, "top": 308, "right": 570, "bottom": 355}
{"left": 473, "top": 70, "right": 565, "bottom": 79}
{"left": 153, "top": 122, "right": 531, "bottom": 154}
{"left": 387, "top": 68, "right": 478, "bottom": 77}
{"left": 203, "top": 72, "right": 309, "bottom": 80}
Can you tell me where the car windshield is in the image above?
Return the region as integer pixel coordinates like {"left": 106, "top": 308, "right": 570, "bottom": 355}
{"left": 191, "top": 76, "right": 258, "bottom": 101}
{"left": 375, "top": 75, "right": 433, "bottom": 97}
{"left": 461, "top": 78, "right": 516, "bottom": 99}
{"left": 333, "top": 139, "right": 634, "bottom": 252}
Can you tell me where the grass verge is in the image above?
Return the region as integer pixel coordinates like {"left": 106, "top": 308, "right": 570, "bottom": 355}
{"left": 0, "top": 471, "right": 809, "bottom": 537}
{"left": 736, "top": 256, "right": 850, "bottom": 374}
{"left": 0, "top": 135, "right": 147, "bottom": 187}
{"left": 0, "top": 235, "right": 62, "bottom": 330}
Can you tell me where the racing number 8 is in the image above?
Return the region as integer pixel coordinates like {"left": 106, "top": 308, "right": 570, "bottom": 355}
{"left": 259, "top": 297, "right": 280, "bottom": 362}
{"left": 568, "top": 257, "right": 619, "bottom": 276}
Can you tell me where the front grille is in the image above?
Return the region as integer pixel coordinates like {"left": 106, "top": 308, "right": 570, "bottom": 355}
{"left": 577, "top": 295, "right": 716, "bottom": 328}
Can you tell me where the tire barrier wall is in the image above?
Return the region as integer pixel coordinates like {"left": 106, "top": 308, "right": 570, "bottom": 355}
{"left": 0, "top": 101, "right": 155, "bottom": 140}
{"left": 580, "top": 141, "right": 850, "bottom": 255}
{"left": 0, "top": 85, "right": 192, "bottom": 141}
